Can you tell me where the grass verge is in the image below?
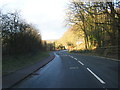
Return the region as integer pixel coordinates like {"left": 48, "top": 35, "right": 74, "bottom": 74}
{"left": 69, "top": 50, "right": 118, "bottom": 60}
{"left": 3, "top": 51, "right": 50, "bottom": 76}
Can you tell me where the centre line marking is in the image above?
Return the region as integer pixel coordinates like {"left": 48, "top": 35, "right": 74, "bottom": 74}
{"left": 74, "top": 58, "right": 77, "bottom": 60}
{"left": 78, "top": 61, "right": 84, "bottom": 65}
{"left": 87, "top": 68, "right": 105, "bottom": 84}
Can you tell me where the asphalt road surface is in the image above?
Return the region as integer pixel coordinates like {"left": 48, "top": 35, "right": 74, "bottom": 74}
{"left": 13, "top": 50, "right": 119, "bottom": 88}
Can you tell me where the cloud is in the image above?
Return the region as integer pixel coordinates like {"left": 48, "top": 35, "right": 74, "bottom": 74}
{"left": 0, "top": 0, "right": 69, "bottom": 40}
{"left": 42, "top": 31, "right": 60, "bottom": 40}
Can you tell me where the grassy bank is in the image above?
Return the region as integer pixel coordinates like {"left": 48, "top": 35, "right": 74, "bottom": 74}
{"left": 3, "top": 51, "right": 50, "bottom": 75}
{"left": 69, "top": 48, "right": 118, "bottom": 60}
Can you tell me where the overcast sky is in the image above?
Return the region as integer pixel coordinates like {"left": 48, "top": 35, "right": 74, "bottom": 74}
{"left": 0, "top": 0, "right": 70, "bottom": 40}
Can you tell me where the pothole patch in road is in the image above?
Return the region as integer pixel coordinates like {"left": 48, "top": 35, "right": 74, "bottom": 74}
{"left": 69, "top": 66, "right": 79, "bottom": 70}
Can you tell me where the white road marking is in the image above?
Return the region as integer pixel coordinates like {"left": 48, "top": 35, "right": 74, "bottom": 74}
{"left": 54, "top": 52, "right": 60, "bottom": 57}
{"left": 70, "top": 56, "right": 74, "bottom": 58}
{"left": 56, "top": 55, "right": 59, "bottom": 57}
{"left": 78, "top": 61, "right": 84, "bottom": 65}
{"left": 74, "top": 58, "right": 77, "bottom": 60}
{"left": 87, "top": 68, "right": 105, "bottom": 84}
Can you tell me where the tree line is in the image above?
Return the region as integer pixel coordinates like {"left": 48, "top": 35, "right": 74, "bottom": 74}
{"left": 0, "top": 11, "right": 47, "bottom": 56}
{"left": 66, "top": 1, "right": 119, "bottom": 50}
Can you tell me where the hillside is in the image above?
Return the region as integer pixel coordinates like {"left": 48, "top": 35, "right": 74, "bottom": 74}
{"left": 57, "top": 26, "right": 85, "bottom": 50}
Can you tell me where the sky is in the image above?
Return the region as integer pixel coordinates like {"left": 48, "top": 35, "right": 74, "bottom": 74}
{"left": 0, "top": 0, "right": 69, "bottom": 40}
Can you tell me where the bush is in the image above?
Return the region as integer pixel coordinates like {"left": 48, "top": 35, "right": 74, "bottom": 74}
{"left": 1, "top": 11, "right": 45, "bottom": 56}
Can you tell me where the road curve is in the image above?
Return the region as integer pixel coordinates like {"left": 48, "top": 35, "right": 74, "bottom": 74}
{"left": 13, "top": 50, "right": 119, "bottom": 88}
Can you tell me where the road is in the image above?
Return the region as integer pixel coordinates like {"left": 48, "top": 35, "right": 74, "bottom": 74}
{"left": 13, "top": 50, "right": 119, "bottom": 88}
